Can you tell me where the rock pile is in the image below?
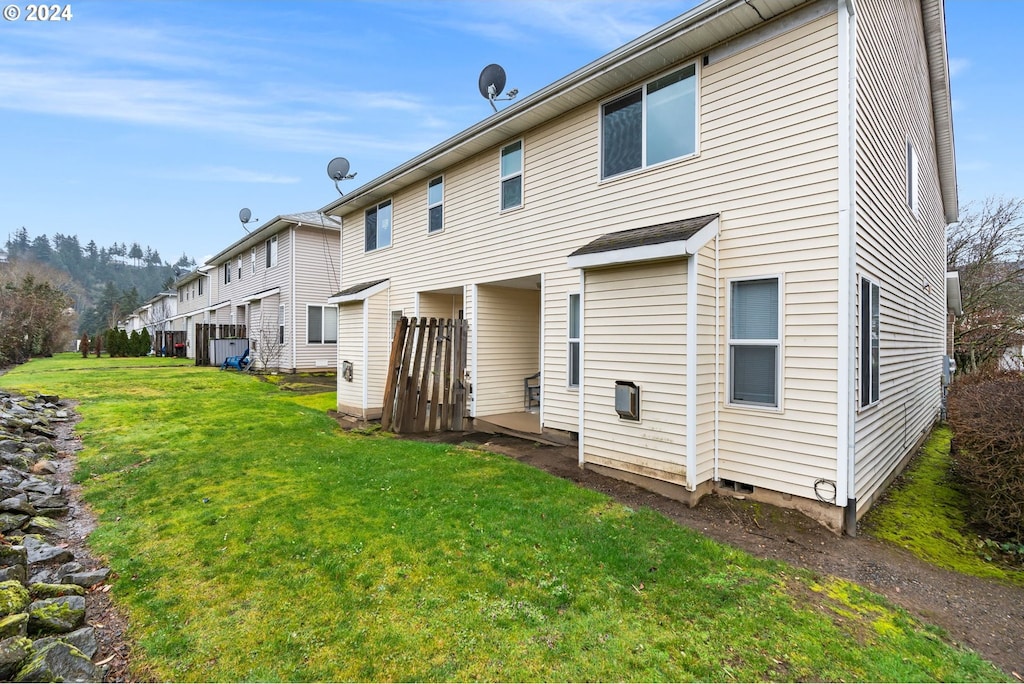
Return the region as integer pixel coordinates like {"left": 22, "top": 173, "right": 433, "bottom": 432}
{"left": 0, "top": 390, "right": 110, "bottom": 682}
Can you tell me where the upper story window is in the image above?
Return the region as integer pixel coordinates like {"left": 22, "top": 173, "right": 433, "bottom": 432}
{"left": 198, "top": 278, "right": 203, "bottom": 296}
{"left": 223, "top": 263, "right": 231, "bottom": 284}
{"left": 500, "top": 141, "right": 523, "bottom": 210}
{"left": 428, "top": 176, "right": 444, "bottom": 233}
{"left": 266, "top": 236, "right": 278, "bottom": 268}
{"left": 601, "top": 63, "right": 697, "bottom": 179}
{"left": 906, "top": 140, "right": 919, "bottom": 217}
{"left": 251, "top": 247, "right": 257, "bottom": 275}
{"left": 728, "top": 277, "right": 780, "bottom": 408}
{"left": 237, "top": 256, "right": 242, "bottom": 280}
{"left": 365, "top": 199, "right": 393, "bottom": 252}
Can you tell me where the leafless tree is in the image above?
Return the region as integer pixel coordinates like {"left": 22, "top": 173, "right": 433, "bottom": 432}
{"left": 947, "top": 196, "right": 1024, "bottom": 373}
{"left": 251, "top": 312, "right": 284, "bottom": 373}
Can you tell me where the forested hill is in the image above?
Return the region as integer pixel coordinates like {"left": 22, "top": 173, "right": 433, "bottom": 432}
{"left": 3, "top": 227, "right": 196, "bottom": 335}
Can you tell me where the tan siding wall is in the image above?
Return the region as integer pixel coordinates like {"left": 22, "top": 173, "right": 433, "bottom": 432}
{"left": 292, "top": 225, "right": 342, "bottom": 371}
{"left": 331, "top": 13, "right": 842, "bottom": 498}
{"left": 583, "top": 260, "right": 687, "bottom": 485}
{"left": 542, "top": 270, "right": 583, "bottom": 434}
{"left": 694, "top": 242, "right": 719, "bottom": 484}
{"left": 337, "top": 300, "right": 366, "bottom": 415}
{"left": 475, "top": 285, "right": 541, "bottom": 415}
{"left": 853, "top": 0, "right": 946, "bottom": 510}
{"left": 418, "top": 292, "right": 462, "bottom": 320}
{"left": 366, "top": 289, "right": 391, "bottom": 412}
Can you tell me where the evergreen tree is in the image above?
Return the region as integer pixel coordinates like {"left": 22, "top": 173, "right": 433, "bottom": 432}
{"left": 30, "top": 235, "right": 52, "bottom": 263}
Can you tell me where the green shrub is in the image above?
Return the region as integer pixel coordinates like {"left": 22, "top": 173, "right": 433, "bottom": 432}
{"left": 947, "top": 372, "right": 1024, "bottom": 544}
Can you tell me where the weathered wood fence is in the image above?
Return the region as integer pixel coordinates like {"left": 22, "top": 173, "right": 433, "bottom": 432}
{"left": 382, "top": 317, "right": 468, "bottom": 433}
{"left": 194, "top": 324, "right": 247, "bottom": 366}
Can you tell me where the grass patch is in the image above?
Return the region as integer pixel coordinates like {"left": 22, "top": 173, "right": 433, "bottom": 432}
{"left": 0, "top": 354, "right": 1007, "bottom": 682}
{"left": 862, "top": 426, "right": 1024, "bottom": 587}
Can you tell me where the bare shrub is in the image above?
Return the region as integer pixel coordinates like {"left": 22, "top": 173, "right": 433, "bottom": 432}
{"left": 947, "top": 372, "right": 1024, "bottom": 542}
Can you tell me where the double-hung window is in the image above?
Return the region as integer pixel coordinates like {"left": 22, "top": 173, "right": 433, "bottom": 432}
{"left": 307, "top": 305, "right": 338, "bottom": 344}
{"left": 237, "top": 256, "right": 242, "bottom": 280}
{"left": 568, "top": 294, "right": 581, "bottom": 388}
{"left": 365, "top": 199, "right": 393, "bottom": 251}
{"left": 251, "top": 247, "right": 257, "bottom": 275}
{"left": 266, "top": 236, "right": 278, "bottom": 268}
{"left": 223, "top": 263, "right": 231, "bottom": 284}
{"left": 278, "top": 304, "right": 285, "bottom": 345}
{"left": 728, "top": 277, "right": 780, "bottom": 407}
{"left": 601, "top": 64, "right": 697, "bottom": 179}
{"left": 860, "top": 278, "right": 880, "bottom": 407}
{"left": 428, "top": 177, "right": 444, "bottom": 233}
{"left": 500, "top": 141, "right": 523, "bottom": 210}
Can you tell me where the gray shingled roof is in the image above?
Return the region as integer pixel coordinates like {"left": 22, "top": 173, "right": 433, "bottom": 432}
{"left": 569, "top": 214, "right": 719, "bottom": 258}
{"left": 331, "top": 278, "right": 389, "bottom": 299}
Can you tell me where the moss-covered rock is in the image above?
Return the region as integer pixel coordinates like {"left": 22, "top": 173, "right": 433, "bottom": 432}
{"left": 14, "top": 641, "right": 100, "bottom": 683}
{"left": 22, "top": 516, "right": 64, "bottom": 537}
{"left": 0, "top": 613, "right": 28, "bottom": 639}
{"left": 27, "top": 596, "right": 85, "bottom": 635}
{"left": 0, "top": 635, "right": 33, "bottom": 680}
{"left": 0, "top": 580, "right": 30, "bottom": 617}
{"left": 29, "top": 583, "right": 85, "bottom": 599}
{"left": 0, "top": 544, "right": 27, "bottom": 567}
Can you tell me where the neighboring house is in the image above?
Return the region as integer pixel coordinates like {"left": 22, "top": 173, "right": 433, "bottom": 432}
{"left": 323, "top": 0, "right": 957, "bottom": 534}
{"left": 173, "top": 267, "right": 212, "bottom": 360}
{"left": 202, "top": 212, "right": 342, "bottom": 372}
{"left": 140, "top": 291, "right": 181, "bottom": 355}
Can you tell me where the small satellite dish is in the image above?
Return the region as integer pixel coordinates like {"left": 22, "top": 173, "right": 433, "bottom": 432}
{"left": 327, "top": 157, "right": 357, "bottom": 196}
{"left": 478, "top": 63, "right": 518, "bottom": 112}
{"left": 239, "top": 207, "right": 257, "bottom": 232}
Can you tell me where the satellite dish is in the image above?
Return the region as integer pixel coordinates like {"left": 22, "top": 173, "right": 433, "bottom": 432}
{"left": 478, "top": 64, "right": 518, "bottom": 112}
{"left": 239, "top": 207, "right": 257, "bottom": 232}
{"left": 327, "top": 157, "right": 357, "bottom": 195}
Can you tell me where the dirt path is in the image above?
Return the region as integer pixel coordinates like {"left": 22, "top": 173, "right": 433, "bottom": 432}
{"left": 463, "top": 433, "right": 1024, "bottom": 679}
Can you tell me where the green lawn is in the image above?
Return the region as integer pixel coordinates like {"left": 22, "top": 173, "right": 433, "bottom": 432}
{"left": 0, "top": 354, "right": 1006, "bottom": 682}
{"left": 861, "top": 426, "right": 1024, "bottom": 587}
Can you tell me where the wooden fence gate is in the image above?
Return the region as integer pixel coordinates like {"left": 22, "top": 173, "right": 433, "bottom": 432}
{"left": 382, "top": 317, "right": 468, "bottom": 433}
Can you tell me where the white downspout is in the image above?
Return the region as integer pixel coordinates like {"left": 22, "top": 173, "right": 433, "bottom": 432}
{"left": 686, "top": 254, "right": 699, "bottom": 490}
{"left": 714, "top": 235, "right": 721, "bottom": 481}
{"left": 578, "top": 270, "right": 585, "bottom": 468}
{"left": 469, "top": 284, "right": 478, "bottom": 418}
{"left": 290, "top": 226, "right": 298, "bottom": 372}
{"left": 539, "top": 272, "right": 546, "bottom": 429}
{"left": 838, "top": 0, "right": 858, "bottom": 534}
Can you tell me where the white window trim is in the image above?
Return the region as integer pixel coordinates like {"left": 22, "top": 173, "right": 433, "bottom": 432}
{"left": 266, "top": 236, "right": 278, "bottom": 269}
{"left": 365, "top": 199, "right": 394, "bottom": 252}
{"left": 251, "top": 247, "right": 257, "bottom": 275}
{"left": 390, "top": 309, "right": 403, "bottom": 341}
{"left": 306, "top": 304, "right": 338, "bottom": 345}
{"left": 726, "top": 274, "right": 783, "bottom": 411}
{"left": 278, "top": 304, "right": 286, "bottom": 346}
{"left": 427, "top": 176, "right": 444, "bottom": 234}
{"left": 223, "top": 263, "right": 231, "bottom": 284}
{"left": 237, "top": 256, "right": 243, "bottom": 280}
{"left": 598, "top": 61, "right": 700, "bottom": 182}
{"left": 567, "top": 292, "right": 581, "bottom": 390}
{"left": 499, "top": 140, "right": 524, "bottom": 212}
{"left": 859, "top": 277, "right": 881, "bottom": 409}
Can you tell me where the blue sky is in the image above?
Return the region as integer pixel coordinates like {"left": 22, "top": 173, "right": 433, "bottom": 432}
{"left": 0, "top": 1, "right": 1016, "bottom": 265}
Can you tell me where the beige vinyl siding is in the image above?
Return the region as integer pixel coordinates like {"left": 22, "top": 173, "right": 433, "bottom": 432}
{"left": 291, "top": 225, "right": 341, "bottom": 371}
{"left": 852, "top": 0, "right": 946, "bottom": 512}
{"left": 365, "top": 289, "right": 391, "bottom": 413}
{"left": 418, "top": 292, "right": 462, "bottom": 320}
{"left": 337, "top": 301, "right": 366, "bottom": 415}
{"left": 475, "top": 285, "right": 541, "bottom": 415}
{"left": 583, "top": 260, "right": 687, "bottom": 485}
{"left": 332, "top": 12, "right": 841, "bottom": 488}
{"left": 694, "top": 243, "right": 718, "bottom": 484}
{"left": 542, "top": 270, "right": 583, "bottom": 434}
{"left": 709, "top": 11, "right": 841, "bottom": 500}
